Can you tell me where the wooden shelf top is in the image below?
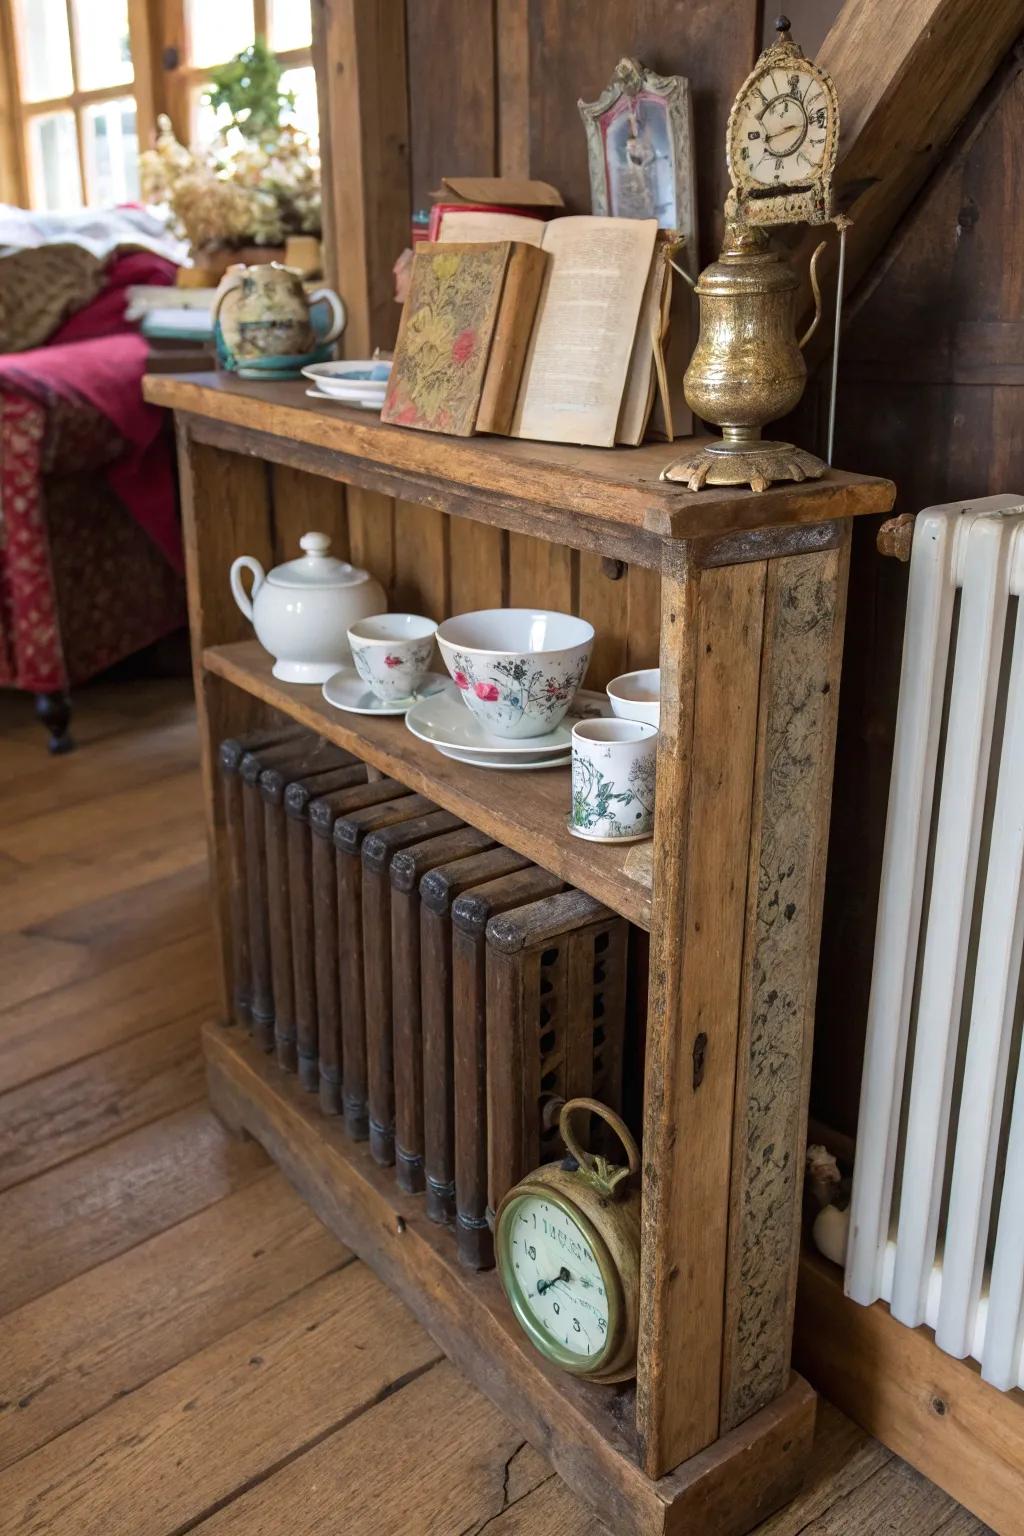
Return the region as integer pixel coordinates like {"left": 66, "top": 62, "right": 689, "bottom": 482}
{"left": 205, "top": 640, "right": 655, "bottom": 929}
{"left": 147, "top": 371, "right": 894, "bottom": 566}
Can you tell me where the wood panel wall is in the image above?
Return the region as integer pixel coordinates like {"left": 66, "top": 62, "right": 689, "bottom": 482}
{"left": 810, "top": 45, "right": 1024, "bottom": 1137}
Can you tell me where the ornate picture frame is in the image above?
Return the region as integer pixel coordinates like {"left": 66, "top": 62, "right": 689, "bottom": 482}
{"left": 578, "top": 58, "right": 698, "bottom": 274}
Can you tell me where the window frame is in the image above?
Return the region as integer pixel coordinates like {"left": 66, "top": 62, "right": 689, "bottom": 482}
{"left": 161, "top": 0, "right": 312, "bottom": 148}
{"left": 4, "top": 0, "right": 153, "bottom": 208}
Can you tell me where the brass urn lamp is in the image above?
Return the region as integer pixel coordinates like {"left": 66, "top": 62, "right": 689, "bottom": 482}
{"left": 663, "top": 17, "right": 841, "bottom": 494}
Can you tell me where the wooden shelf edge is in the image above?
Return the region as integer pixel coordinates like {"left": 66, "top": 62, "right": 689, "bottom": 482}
{"left": 795, "top": 1247, "right": 1024, "bottom": 1536}
{"left": 205, "top": 1021, "right": 816, "bottom": 1536}
{"left": 203, "top": 640, "right": 653, "bottom": 930}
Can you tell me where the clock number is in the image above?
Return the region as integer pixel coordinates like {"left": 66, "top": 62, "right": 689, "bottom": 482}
{"left": 552, "top": 1301, "right": 560, "bottom": 1315}
{"left": 747, "top": 130, "right": 760, "bottom": 141}
{"left": 814, "top": 107, "right": 826, "bottom": 129}
{"left": 526, "top": 1243, "right": 536, "bottom": 1260}
{"left": 597, "top": 1317, "right": 606, "bottom": 1333}
{"left": 572, "top": 1318, "right": 582, "bottom": 1333}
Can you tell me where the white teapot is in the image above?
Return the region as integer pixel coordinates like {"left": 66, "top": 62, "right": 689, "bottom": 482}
{"left": 230, "top": 532, "right": 387, "bottom": 684}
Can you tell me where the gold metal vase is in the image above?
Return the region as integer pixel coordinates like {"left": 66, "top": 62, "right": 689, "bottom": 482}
{"left": 663, "top": 221, "right": 826, "bottom": 493}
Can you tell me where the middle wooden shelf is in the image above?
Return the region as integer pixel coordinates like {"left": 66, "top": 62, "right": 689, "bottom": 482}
{"left": 204, "top": 639, "right": 654, "bottom": 929}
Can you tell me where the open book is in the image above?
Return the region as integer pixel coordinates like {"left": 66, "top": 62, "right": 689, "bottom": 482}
{"left": 382, "top": 214, "right": 677, "bottom": 448}
{"left": 438, "top": 212, "right": 671, "bottom": 448}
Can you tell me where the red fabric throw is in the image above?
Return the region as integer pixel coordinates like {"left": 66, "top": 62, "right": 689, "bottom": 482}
{"left": 51, "top": 251, "right": 177, "bottom": 345}
{"left": 0, "top": 330, "right": 181, "bottom": 572}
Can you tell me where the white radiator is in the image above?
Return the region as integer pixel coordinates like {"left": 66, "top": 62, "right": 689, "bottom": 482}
{"left": 845, "top": 494, "right": 1024, "bottom": 1393}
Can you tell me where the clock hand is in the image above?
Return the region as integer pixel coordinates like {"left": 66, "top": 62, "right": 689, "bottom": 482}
{"left": 536, "top": 1266, "right": 571, "bottom": 1296}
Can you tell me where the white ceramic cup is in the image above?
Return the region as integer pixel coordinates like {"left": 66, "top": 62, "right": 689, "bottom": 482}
{"left": 569, "top": 718, "right": 658, "bottom": 843}
{"left": 606, "top": 667, "right": 660, "bottom": 727}
{"left": 347, "top": 613, "right": 437, "bottom": 702}
{"left": 435, "top": 608, "right": 593, "bottom": 740}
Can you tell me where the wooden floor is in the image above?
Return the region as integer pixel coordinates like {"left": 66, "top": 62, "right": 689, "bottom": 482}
{"left": 0, "top": 677, "right": 992, "bottom": 1536}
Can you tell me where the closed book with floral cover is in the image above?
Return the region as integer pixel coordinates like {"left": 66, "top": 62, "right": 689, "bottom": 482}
{"left": 382, "top": 240, "right": 547, "bottom": 437}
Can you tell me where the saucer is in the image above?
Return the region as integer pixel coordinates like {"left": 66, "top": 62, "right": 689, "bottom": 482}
{"left": 437, "top": 745, "right": 571, "bottom": 771}
{"left": 405, "top": 685, "right": 575, "bottom": 756}
{"left": 322, "top": 667, "right": 448, "bottom": 716}
{"left": 566, "top": 816, "right": 652, "bottom": 845}
{"left": 306, "top": 387, "right": 385, "bottom": 411}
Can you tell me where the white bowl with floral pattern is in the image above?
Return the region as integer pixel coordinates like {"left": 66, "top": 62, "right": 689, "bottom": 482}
{"left": 347, "top": 612, "right": 438, "bottom": 702}
{"left": 436, "top": 609, "right": 594, "bottom": 739}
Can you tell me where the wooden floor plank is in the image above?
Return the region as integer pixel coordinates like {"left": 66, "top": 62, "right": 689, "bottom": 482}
{"left": 0, "top": 1102, "right": 268, "bottom": 1314}
{"left": 0, "top": 710, "right": 198, "bottom": 828}
{"left": 0, "top": 816, "right": 206, "bottom": 933}
{"left": 0, "top": 930, "right": 217, "bottom": 1091}
{"left": 0, "top": 1263, "right": 441, "bottom": 1536}
{"left": 191, "top": 1358, "right": 552, "bottom": 1536}
{"left": 0, "top": 1013, "right": 206, "bottom": 1191}
{"left": 0, "top": 862, "right": 209, "bottom": 1014}
{"left": 0, "top": 770, "right": 203, "bottom": 866}
{"left": 0, "top": 1171, "right": 346, "bottom": 1471}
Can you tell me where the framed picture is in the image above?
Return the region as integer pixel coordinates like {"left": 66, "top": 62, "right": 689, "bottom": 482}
{"left": 578, "top": 58, "right": 698, "bottom": 276}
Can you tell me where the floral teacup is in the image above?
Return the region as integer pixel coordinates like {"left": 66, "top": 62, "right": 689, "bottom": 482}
{"left": 436, "top": 609, "right": 593, "bottom": 739}
{"left": 348, "top": 613, "right": 437, "bottom": 702}
{"left": 570, "top": 718, "right": 657, "bottom": 843}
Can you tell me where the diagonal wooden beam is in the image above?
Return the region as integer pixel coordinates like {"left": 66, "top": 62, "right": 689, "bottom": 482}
{"left": 791, "top": 0, "right": 1024, "bottom": 363}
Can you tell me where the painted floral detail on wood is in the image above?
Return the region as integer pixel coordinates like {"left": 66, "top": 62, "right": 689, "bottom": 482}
{"left": 449, "top": 650, "right": 589, "bottom": 734}
{"left": 381, "top": 245, "right": 508, "bottom": 436}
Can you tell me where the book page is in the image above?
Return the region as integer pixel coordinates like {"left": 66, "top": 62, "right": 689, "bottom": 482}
{"left": 438, "top": 210, "right": 545, "bottom": 245}
{"left": 616, "top": 239, "right": 670, "bottom": 446}
{"left": 511, "top": 216, "right": 658, "bottom": 448}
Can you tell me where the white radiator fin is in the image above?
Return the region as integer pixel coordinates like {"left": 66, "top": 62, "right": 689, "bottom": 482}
{"left": 845, "top": 495, "right": 1024, "bottom": 1394}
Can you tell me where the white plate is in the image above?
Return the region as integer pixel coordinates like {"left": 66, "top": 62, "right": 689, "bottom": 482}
{"left": 437, "top": 745, "right": 570, "bottom": 771}
{"left": 322, "top": 667, "right": 448, "bottom": 716}
{"left": 306, "top": 387, "right": 385, "bottom": 411}
{"left": 405, "top": 685, "right": 579, "bottom": 756}
{"left": 302, "top": 360, "right": 392, "bottom": 391}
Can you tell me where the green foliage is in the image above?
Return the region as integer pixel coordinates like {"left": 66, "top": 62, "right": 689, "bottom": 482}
{"left": 204, "top": 38, "right": 296, "bottom": 142}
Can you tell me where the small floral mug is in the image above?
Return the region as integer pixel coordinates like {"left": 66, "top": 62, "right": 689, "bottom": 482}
{"left": 570, "top": 718, "right": 657, "bottom": 843}
{"left": 347, "top": 613, "right": 437, "bottom": 702}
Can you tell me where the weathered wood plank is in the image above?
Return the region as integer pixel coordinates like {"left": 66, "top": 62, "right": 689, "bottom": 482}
{"left": 636, "top": 560, "right": 766, "bottom": 1476}
{"left": 0, "top": 1014, "right": 205, "bottom": 1192}
{"left": 0, "top": 1172, "right": 346, "bottom": 1471}
{"left": 0, "top": 1263, "right": 439, "bottom": 1536}
{"left": 191, "top": 1360, "right": 550, "bottom": 1536}
{"left": 0, "top": 931, "right": 217, "bottom": 1092}
{"left": 0, "top": 1103, "right": 268, "bottom": 1315}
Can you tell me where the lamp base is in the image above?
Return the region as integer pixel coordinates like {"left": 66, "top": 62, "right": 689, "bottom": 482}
{"left": 661, "top": 437, "right": 827, "bottom": 494}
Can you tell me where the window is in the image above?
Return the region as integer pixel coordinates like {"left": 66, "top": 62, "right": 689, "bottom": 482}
{"left": 179, "top": 0, "right": 315, "bottom": 149}
{"left": 8, "top": 0, "right": 141, "bottom": 209}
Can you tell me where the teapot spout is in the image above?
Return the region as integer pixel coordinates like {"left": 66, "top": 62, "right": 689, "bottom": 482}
{"left": 798, "top": 240, "right": 828, "bottom": 350}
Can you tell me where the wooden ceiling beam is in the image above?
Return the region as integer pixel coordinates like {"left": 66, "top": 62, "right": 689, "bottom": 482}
{"left": 791, "top": 0, "right": 1024, "bottom": 363}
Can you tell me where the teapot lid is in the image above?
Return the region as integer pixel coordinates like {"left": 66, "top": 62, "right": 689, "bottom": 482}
{"left": 268, "top": 532, "right": 369, "bottom": 590}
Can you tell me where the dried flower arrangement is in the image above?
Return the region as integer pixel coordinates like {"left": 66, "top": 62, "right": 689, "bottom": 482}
{"left": 139, "top": 40, "right": 321, "bottom": 257}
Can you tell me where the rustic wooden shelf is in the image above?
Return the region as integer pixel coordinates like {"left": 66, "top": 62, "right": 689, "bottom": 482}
{"left": 205, "top": 1018, "right": 816, "bottom": 1536}
{"left": 204, "top": 639, "right": 654, "bottom": 929}
{"left": 160, "top": 356, "right": 896, "bottom": 1536}
{"left": 144, "top": 371, "right": 894, "bottom": 570}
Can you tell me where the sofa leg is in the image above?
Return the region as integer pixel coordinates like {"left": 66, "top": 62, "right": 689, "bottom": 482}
{"left": 35, "top": 691, "right": 74, "bottom": 754}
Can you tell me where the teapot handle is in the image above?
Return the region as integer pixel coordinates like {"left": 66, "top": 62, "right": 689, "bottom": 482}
{"left": 798, "top": 240, "right": 828, "bottom": 350}
{"left": 309, "top": 287, "right": 346, "bottom": 344}
{"left": 229, "top": 555, "right": 265, "bottom": 622}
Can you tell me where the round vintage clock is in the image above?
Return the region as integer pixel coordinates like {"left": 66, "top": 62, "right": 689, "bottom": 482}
{"left": 495, "top": 1098, "right": 641, "bottom": 1383}
{"left": 725, "top": 16, "right": 839, "bottom": 228}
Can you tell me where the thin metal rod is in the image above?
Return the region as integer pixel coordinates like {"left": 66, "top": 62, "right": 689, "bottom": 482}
{"left": 827, "top": 217, "right": 849, "bottom": 467}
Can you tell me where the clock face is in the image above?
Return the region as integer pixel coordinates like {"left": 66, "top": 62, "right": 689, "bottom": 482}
{"left": 500, "top": 1192, "right": 613, "bottom": 1365}
{"left": 732, "top": 66, "right": 833, "bottom": 191}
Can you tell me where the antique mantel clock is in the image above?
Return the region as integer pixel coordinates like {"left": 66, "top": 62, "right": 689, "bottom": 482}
{"left": 663, "top": 17, "right": 842, "bottom": 493}
{"left": 495, "top": 1098, "right": 641, "bottom": 1383}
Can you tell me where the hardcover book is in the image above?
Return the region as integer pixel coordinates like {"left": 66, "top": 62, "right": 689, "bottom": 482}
{"left": 381, "top": 240, "right": 547, "bottom": 437}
